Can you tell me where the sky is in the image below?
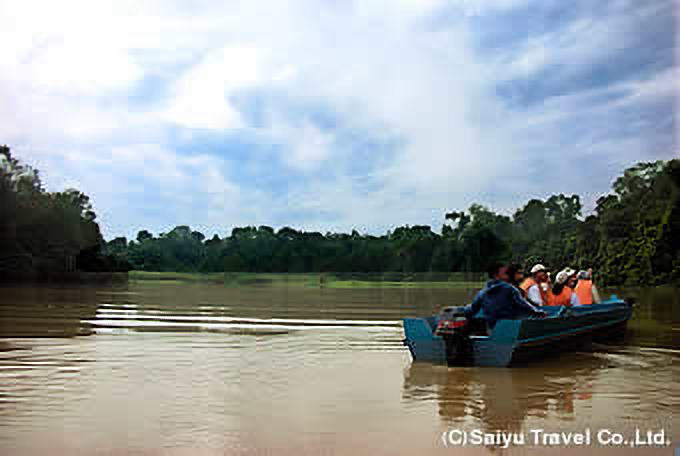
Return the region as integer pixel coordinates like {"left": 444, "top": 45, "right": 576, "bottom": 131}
{"left": 1, "top": 0, "right": 677, "bottom": 240}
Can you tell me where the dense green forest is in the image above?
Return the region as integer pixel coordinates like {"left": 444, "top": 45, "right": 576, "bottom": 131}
{"left": 0, "top": 146, "right": 126, "bottom": 276}
{"left": 107, "top": 160, "right": 680, "bottom": 287}
{"left": 1, "top": 145, "right": 678, "bottom": 286}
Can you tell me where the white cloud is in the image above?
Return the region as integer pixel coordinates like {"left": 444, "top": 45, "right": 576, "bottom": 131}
{"left": 162, "top": 44, "right": 263, "bottom": 130}
{"left": 0, "top": 0, "right": 675, "bottom": 238}
{"left": 618, "top": 68, "right": 680, "bottom": 103}
{"left": 0, "top": 1, "right": 145, "bottom": 93}
{"left": 497, "top": 17, "right": 628, "bottom": 79}
{"left": 455, "top": 0, "right": 531, "bottom": 17}
{"left": 492, "top": 2, "right": 672, "bottom": 82}
{"left": 281, "top": 122, "right": 337, "bottom": 172}
{"left": 28, "top": 38, "right": 143, "bottom": 93}
{"left": 50, "top": 144, "right": 247, "bottom": 238}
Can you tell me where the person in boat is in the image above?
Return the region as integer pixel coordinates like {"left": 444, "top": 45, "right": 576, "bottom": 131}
{"left": 521, "top": 263, "right": 551, "bottom": 306}
{"left": 574, "top": 268, "right": 602, "bottom": 305}
{"left": 506, "top": 263, "right": 525, "bottom": 292}
{"left": 519, "top": 264, "right": 540, "bottom": 295}
{"left": 463, "top": 262, "right": 547, "bottom": 328}
{"left": 548, "top": 268, "right": 581, "bottom": 307}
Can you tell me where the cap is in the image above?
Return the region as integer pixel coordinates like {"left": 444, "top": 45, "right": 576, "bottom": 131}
{"left": 530, "top": 264, "right": 548, "bottom": 274}
{"left": 556, "top": 267, "right": 577, "bottom": 285}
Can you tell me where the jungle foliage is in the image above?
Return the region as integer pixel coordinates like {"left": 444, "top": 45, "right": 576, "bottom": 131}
{"left": 1, "top": 145, "right": 678, "bottom": 286}
{"left": 112, "top": 160, "right": 679, "bottom": 287}
{"left": 0, "top": 146, "right": 127, "bottom": 276}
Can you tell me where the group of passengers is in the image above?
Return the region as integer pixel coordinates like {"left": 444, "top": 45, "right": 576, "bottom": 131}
{"left": 463, "top": 262, "right": 602, "bottom": 328}
{"left": 519, "top": 264, "right": 601, "bottom": 307}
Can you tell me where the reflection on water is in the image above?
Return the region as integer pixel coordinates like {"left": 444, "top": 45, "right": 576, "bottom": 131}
{"left": 0, "top": 287, "right": 99, "bottom": 338}
{"left": 0, "top": 281, "right": 677, "bottom": 454}
{"left": 403, "top": 348, "right": 678, "bottom": 442}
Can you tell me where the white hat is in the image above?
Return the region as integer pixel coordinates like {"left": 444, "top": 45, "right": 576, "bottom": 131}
{"left": 556, "top": 267, "right": 577, "bottom": 285}
{"left": 530, "top": 264, "right": 548, "bottom": 274}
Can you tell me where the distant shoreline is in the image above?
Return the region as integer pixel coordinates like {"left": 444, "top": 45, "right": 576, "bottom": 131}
{"left": 1, "top": 270, "right": 676, "bottom": 290}
{"left": 0, "top": 271, "right": 129, "bottom": 286}
{"left": 128, "top": 270, "right": 487, "bottom": 288}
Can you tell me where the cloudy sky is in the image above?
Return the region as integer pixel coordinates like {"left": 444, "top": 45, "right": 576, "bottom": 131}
{"left": 1, "top": 0, "right": 677, "bottom": 240}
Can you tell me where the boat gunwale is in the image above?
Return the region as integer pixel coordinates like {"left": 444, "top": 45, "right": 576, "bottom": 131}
{"left": 515, "top": 315, "right": 630, "bottom": 347}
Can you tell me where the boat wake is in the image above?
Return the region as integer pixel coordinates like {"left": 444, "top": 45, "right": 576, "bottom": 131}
{"left": 85, "top": 308, "right": 403, "bottom": 335}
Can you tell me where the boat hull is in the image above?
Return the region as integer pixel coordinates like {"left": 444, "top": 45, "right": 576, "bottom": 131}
{"left": 403, "top": 298, "right": 632, "bottom": 367}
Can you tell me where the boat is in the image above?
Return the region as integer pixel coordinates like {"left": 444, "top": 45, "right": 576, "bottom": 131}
{"left": 402, "top": 296, "right": 633, "bottom": 367}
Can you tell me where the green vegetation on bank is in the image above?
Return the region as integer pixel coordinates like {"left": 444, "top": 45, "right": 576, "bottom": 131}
{"left": 114, "top": 160, "right": 680, "bottom": 287}
{"left": 129, "top": 270, "right": 487, "bottom": 288}
{"left": 0, "top": 146, "right": 126, "bottom": 277}
{"left": 2, "top": 144, "right": 678, "bottom": 287}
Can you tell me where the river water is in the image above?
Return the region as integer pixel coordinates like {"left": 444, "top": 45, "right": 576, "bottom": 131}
{"left": 0, "top": 281, "right": 678, "bottom": 455}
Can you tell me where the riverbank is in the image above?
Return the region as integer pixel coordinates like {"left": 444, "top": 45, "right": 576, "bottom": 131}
{"left": 0, "top": 271, "right": 129, "bottom": 286}
{"left": 128, "top": 271, "right": 487, "bottom": 288}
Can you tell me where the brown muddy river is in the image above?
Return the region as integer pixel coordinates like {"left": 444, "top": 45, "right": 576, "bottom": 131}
{"left": 0, "top": 281, "right": 678, "bottom": 455}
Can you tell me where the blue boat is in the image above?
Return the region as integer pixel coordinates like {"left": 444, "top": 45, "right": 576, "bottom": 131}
{"left": 402, "top": 296, "right": 633, "bottom": 367}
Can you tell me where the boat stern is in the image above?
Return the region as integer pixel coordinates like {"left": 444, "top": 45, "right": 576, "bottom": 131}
{"left": 402, "top": 317, "right": 447, "bottom": 363}
{"left": 472, "top": 320, "right": 522, "bottom": 367}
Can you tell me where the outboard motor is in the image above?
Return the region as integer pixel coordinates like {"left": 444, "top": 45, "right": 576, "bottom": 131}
{"left": 435, "top": 307, "right": 472, "bottom": 366}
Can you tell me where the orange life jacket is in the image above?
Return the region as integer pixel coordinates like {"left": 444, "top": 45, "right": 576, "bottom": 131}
{"left": 575, "top": 280, "right": 594, "bottom": 305}
{"left": 523, "top": 280, "right": 550, "bottom": 306}
{"left": 520, "top": 278, "right": 536, "bottom": 293}
{"left": 548, "top": 287, "right": 573, "bottom": 307}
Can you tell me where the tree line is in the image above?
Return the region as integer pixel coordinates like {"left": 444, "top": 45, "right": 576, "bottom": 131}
{"left": 1, "top": 145, "right": 678, "bottom": 286}
{"left": 0, "top": 146, "right": 126, "bottom": 277}
{"left": 107, "top": 161, "right": 679, "bottom": 287}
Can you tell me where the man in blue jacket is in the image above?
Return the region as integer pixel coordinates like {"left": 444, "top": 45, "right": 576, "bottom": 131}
{"left": 464, "top": 262, "right": 546, "bottom": 328}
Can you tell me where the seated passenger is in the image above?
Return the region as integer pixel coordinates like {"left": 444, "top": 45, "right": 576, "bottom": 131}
{"left": 464, "top": 262, "right": 546, "bottom": 328}
{"left": 519, "top": 264, "right": 540, "bottom": 294}
{"left": 506, "top": 263, "right": 525, "bottom": 292}
{"left": 574, "top": 268, "right": 602, "bottom": 304}
{"left": 548, "top": 268, "right": 581, "bottom": 307}
{"left": 523, "top": 264, "right": 551, "bottom": 307}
